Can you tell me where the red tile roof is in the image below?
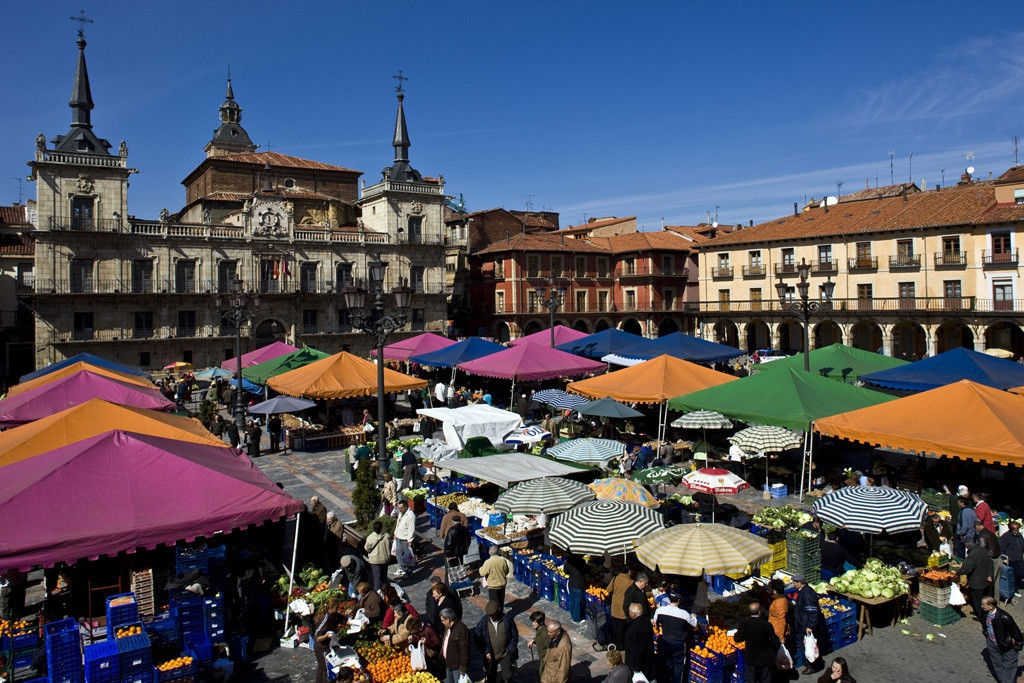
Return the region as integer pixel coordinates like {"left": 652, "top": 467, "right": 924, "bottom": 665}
{"left": 593, "top": 230, "right": 699, "bottom": 254}
{"left": 475, "top": 232, "right": 608, "bottom": 255}
{"left": 664, "top": 225, "right": 712, "bottom": 242}
{"left": 0, "top": 233, "right": 33, "bottom": 255}
{"left": 837, "top": 182, "right": 919, "bottom": 203}
{"left": 561, "top": 216, "right": 636, "bottom": 233}
{"left": 217, "top": 151, "right": 359, "bottom": 173}
{"left": 201, "top": 192, "right": 250, "bottom": 202}
{"left": 700, "top": 181, "right": 1017, "bottom": 248}
{"left": 0, "top": 205, "right": 29, "bottom": 226}
{"left": 996, "top": 166, "right": 1024, "bottom": 184}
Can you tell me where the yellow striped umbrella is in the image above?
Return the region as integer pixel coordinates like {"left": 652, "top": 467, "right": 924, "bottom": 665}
{"left": 588, "top": 477, "right": 658, "bottom": 508}
{"left": 632, "top": 523, "right": 772, "bottom": 576}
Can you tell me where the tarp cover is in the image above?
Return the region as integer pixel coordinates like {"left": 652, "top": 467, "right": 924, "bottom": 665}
{"left": 20, "top": 353, "right": 148, "bottom": 383}
{"left": 508, "top": 325, "right": 588, "bottom": 348}
{"left": 409, "top": 337, "right": 506, "bottom": 368}
{"left": 555, "top": 328, "right": 648, "bottom": 359}
{"left": 9, "top": 362, "right": 154, "bottom": 398}
{"left": 457, "top": 344, "right": 605, "bottom": 381}
{"left": 441, "top": 452, "right": 586, "bottom": 488}
{"left": 0, "top": 371, "right": 174, "bottom": 426}
{"left": 607, "top": 332, "right": 743, "bottom": 364}
{"left": 417, "top": 404, "right": 523, "bottom": 448}
{"left": 268, "top": 351, "right": 427, "bottom": 399}
{"left": 220, "top": 341, "right": 299, "bottom": 371}
{"left": 0, "top": 398, "right": 228, "bottom": 468}
{"left": 0, "top": 430, "right": 303, "bottom": 572}
{"left": 242, "top": 347, "right": 330, "bottom": 385}
{"left": 668, "top": 366, "right": 895, "bottom": 432}
{"left": 370, "top": 333, "right": 457, "bottom": 361}
{"left": 860, "top": 347, "right": 1024, "bottom": 392}
{"left": 753, "top": 343, "right": 909, "bottom": 382}
{"left": 567, "top": 355, "right": 737, "bottom": 404}
{"left": 814, "top": 379, "right": 1024, "bottom": 465}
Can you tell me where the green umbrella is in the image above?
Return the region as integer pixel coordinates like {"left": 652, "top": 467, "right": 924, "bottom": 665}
{"left": 631, "top": 465, "right": 688, "bottom": 485}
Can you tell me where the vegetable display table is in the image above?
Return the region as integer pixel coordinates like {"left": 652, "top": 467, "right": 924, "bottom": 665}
{"left": 829, "top": 591, "right": 907, "bottom": 640}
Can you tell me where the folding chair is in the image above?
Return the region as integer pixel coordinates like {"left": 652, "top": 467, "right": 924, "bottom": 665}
{"left": 445, "top": 556, "right": 474, "bottom": 598}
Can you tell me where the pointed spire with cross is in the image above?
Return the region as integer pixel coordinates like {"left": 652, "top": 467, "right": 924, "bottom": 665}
{"left": 393, "top": 70, "right": 408, "bottom": 95}
{"left": 70, "top": 9, "right": 93, "bottom": 39}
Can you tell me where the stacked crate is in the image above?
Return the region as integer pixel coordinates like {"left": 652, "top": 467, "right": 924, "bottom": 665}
{"left": 45, "top": 618, "right": 83, "bottom": 683}
{"left": 786, "top": 530, "right": 821, "bottom": 585}
{"left": 688, "top": 648, "right": 724, "bottom": 683}
{"left": 918, "top": 575, "right": 959, "bottom": 625}
{"left": 116, "top": 631, "right": 152, "bottom": 683}
{"left": 202, "top": 595, "right": 225, "bottom": 643}
{"left": 105, "top": 594, "right": 139, "bottom": 633}
{"left": 83, "top": 641, "right": 119, "bottom": 683}
{"left": 823, "top": 598, "right": 858, "bottom": 650}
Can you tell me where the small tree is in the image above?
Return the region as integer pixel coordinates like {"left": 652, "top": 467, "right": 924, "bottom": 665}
{"left": 197, "top": 398, "right": 218, "bottom": 426}
{"left": 352, "top": 459, "right": 382, "bottom": 529}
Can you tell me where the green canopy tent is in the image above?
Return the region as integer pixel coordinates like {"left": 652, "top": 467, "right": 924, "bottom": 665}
{"left": 668, "top": 366, "right": 896, "bottom": 498}
{"left": 752, "top": 343, "right": 908, "bottom": 383}
{"left": 241, "top": 346, "right": 331, "bottom": 386}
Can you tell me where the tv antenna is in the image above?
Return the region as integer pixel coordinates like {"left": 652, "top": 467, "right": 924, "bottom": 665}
{"left": 523, "top": 194, "right": 535, "bottom": 212}
{"left": 941, "top": 168, "right": 946, "bottom": 185}
{"left": 714, "top": 206, "right": 720, "bottom": 223}
{"left": 70, "top": 9, "right": 93, "bottom": 38}
{"left": 966, "top": 151, "right": 975, "bottom": 164}
{"left": 10, "top": 177, "right": 25, "bottom": 204}
{"left": 1014, "top": 136, "right": 1020, "bottom": 166}
{"left": 836, "top": 181, "right": 843, "bottom": 198}
{"left": 908, "top": 152, "right": 913, "bottom": 183}
{"left": 888, "top": 150, "right": 894, "bottom": 185}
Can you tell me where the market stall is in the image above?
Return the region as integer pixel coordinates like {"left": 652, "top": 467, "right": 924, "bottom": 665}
{"left": 508, "top": 325, "right": 587, "bottom": 348}
{"left": 456, "top": 344, "right": 606, "bottom": 402}
{"left": 20, "top": 352, "right": 149, "bottom": 383}
{"left": 416, "top": 404, "right": 523, "bottom": 448}
{"left": 219, "top": 340, "right": 298, "bottom": 371}
{"left": 601, "top": 331, "right": 743, "bottom": 366}
{"left": 753, "top": 343, "right": 909, "bottom": 382}
{"left": 268, "top": 351, "right": 427, "bottom": 399}
{"left": 241, "top": 346, "right": 330, "bottom": 386}
{"left": 440, "top": 452, "right": 587, "bottom": 488}
{"left": 9, "top": 361, "right": 154, "bottom": 398}
{"left": 554, "top": 327, "right": 646, "bottom": 359}
{"left": 370, "top": 331, "right": 456, "bottom": 360}
{"left": 860, "top": 346, "right": 1024, "bottom": 392}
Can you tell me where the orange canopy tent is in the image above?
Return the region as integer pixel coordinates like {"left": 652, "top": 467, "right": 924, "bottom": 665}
{"left": 814, "top": 380, "right": 1024, "bottom": 465}
{"left": 566, "top": 355, "right": 737, "bottom": 443}
{"left": 0, "top": 398, "right": 228, "bottom": 468}
{"left": 8, "top": 362, "right": 154, "bottom": 398}
{"left": 267, "top": 351, "right": 427, "bottom": 399}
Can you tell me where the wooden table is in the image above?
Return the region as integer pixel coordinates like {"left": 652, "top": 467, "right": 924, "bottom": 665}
{"left": 830, "top": 591, "right": 905, "bottom": 639}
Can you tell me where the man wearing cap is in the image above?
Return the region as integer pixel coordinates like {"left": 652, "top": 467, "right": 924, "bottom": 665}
{"left": 654, "top": 590, "right": 697, "bottom": 683}
{"left": 336, "top": 554, "right": 370, "bottom": 595}
{"left": 473, "top": 601, "right": 518, "bottom": 683}
{"left": 792, "top": 574, "right": 825, "bottom": 675}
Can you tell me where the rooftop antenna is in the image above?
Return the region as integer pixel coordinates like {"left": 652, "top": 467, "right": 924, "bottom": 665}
{"left": 524, "top": 194, "right": 535, "bottom": 212}
{"left": 888, "top": 150, "right": 894, "bottom": 185}
{"left": 836, "top": 181, "right": 843, "bottom": 198}
{"left": 908, "top": 152, "right": 913, "bottom": 183}
{"left": 966, "top": 151, "right": 975, "bottom": 165}
{"left": 70, "top": 9, "right": 93, "bottom": 38}
{"left": 10, "top": 177, "right": 25, "bottom": 204}
{"left": 1014, "top": 136, "right": 1020, "bottom": 166}
{"left": 393, "top": 69, "right": 408, "bottom": 94}
{"left": 706, "top": 210, "right": 711, "bottom": 224}
{"left": 941, "top": 168, "right": 946, "bottom": 185}
{"left": 875, "top": 174, "right": 878, "bottom": 188}
{"left": 714, "top": 205, "right": 720, "bottom": 223}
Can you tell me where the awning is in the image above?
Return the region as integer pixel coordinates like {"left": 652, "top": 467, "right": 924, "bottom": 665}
{"left": 20, "top": 353, "right": 148, "bottom": 383}
{"left": 441, "top": 452, "right": 587, "bottom": 488}
{"left": 609, "top": 332, "right": 743, "bottom": 365}
{"left": 417, "top": 404, "right": 523, "bottom": 448}
{"left": 555, "top": 328, "right": 648, "bottom": 359}
{"left": 860, "top": 347, "right": 1024, "bottom": 392}
{"left": 752, "top": 343, "right": 909, "bottom": 383}
{"left": 9, "top": 362, "right": 154, "bottom": 398}
{"left": 567, "top": 355, "right": 736, "bottom": 404}
{"left": 508, "top": 325, "right": 588, "bottom": 348}
{"left": 457, "top": 344, "right": 605, "bottom": 381}
{"left": 370, "top": 332, "right": 457, "bottom": 361}
{"left": 268, "top": 351, "right": 427, "bottom": 399}
{"left": 410, "top": 337, "right": 506, "bottom": 368}
{"left": 242, "top": 347, "right": 330, "bottom": 385}
{"left": 220, "top": 341, "right": 299, "bottom": 371}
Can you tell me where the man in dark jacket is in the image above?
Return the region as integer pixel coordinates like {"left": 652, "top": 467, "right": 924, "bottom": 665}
{"left": 821, "top": 531, "right": 861, "bottom": 575}
{"left": 792, "top": 574, "right": 825, "bottom": 674}
{"left": 444, "top": 520, "right": 471, "bottom": 563}
{"left": 623, "top": 572, "right": 651, "bottom": 620}
{"left": 733, "top": 602, "right": 780, "bottom": 683}
{"left": 400, "top": 447, "right": 419, "bottom": 490}
{"left": 976, "top": 519, "right": 1004, "bottom": 595}
{"left": 623, "top": 602, "right": 654, "bottom": 681}
{"left": 923, "top": 512, "right": 953, "bottom": 553}
{"left": 1001, "top": 521, "right": 1024, "bottom": 594}
{"left": 267, "top": 414, "right": 282, "bottom": 453}
{"left": 981, "top": 595, "right": 1022, "bottom": 683}
{"left": 564, "top": 554, "right": 586, "bottom": 623}
{"left": 473, "top": 601, "right": 518, "bottom": 683}
{"left": 440, "top": 608, "right": 470, "bottom": 682}
{"left": 225, "top": 420, "right": 240, "bottom": 448}
{"left": 960, "top": 540, "right": 995, "bottom": 621}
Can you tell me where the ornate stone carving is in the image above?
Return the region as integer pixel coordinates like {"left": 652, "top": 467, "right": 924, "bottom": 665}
{"left": 251, "top": 199, "right": 288, "bottom": 237}
{"left": 75, "top": 174, "right": 94, "bottom": 193}
{"left": 411, "top": 201, "right": 423, "bottom": 215}
{"left": 159, "top": 208, "right": 169, "bottom": 223}
{"left": 202, "top": 208, "right": 212, "bottom": 225}
{"left": 119, "top": 140, "right": 128, "bottom": 157}
{"left": 36, "top": 133, "right": 46, "bottom": 151}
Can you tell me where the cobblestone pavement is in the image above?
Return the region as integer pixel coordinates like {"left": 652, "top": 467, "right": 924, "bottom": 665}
{"left": 245, "top": 445, "right": 1003, "bottom": 683}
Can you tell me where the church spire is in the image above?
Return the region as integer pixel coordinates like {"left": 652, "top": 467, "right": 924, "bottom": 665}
{"left": 392, "top": 71, "right": 410, "bottom": 163}
{"left": 69, "top": 32, "right": 94, "bottom": 130}
{"left": 205, "top": 69, "right": 256, "bottom": 158}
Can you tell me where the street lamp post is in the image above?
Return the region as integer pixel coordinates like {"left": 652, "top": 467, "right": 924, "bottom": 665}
{"left": 535, "top": 277, "right": 566, "bottom": 347}
{"left": 216, "top": 275, "right": 261, "bottom": 432}
{"left": 775, "top": 258, "right": 835, "bottom": 372}
{"left": 343, "top": 255, "right": 413, "bottom": 475}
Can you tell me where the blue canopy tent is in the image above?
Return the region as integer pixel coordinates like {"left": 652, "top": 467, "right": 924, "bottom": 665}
{"left": 603, "top": 332, "right": 743, "bottom": 365}
{"left": 20, "top": 353, "right": 149, "bottom": 382}
{"left": 229, "top": 377, "right": 264, "bottom": 395}
{"left": 860, "top": 347, "right": 1024, "bottom": 392}
{"left": 555, "top": 328, "right": 649, "bottom": 359}
{"left": 410, "top": 337, "right": 506, "bottom": 384}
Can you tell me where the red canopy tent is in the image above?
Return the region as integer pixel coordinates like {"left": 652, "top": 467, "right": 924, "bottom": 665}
{"left": 508, "top": 325, "right": 588, "bottom": 348}
{"left": 0, "top": 430, "right": 303, "bottom": 571}
{"left": 369, "top": 332, "right": 457, "bottom": 361}
{"left": 219, "top": 341, "right": 298, "bottom": 371}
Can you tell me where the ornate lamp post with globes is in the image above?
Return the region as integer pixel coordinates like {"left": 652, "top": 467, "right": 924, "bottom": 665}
{"left": 535, "top": 276, "right": 566, "bottom": 347}
{"left": 342, "top": 255, "right": 413, "bottom": 474}
{"left": 216, "top": 275, "right": 261, "bottom": 432}
{"left": 775, "top": 258, "right": 835, "bottom": 372}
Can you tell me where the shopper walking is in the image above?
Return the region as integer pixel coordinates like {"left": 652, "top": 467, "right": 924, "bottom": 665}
{"left": 474, "top": 601, "right": 518, "bottom": 683}
{"left": 793, "top": 574, "right": 825, "bottom": 675}
{"left": 605, "top": 569, "right": 633, "bottom": 650}
{"left": 1000, "top": 521, "right": 1024, "bottom": 593}
{"left": 394, "top": 500, "right": 417, "bottom": 577}
{"left": 267, "top": 414, "right": 282, "bottom": 453}
{"left": 381, "top": 473, "right": 399, "bottom": 517}
{"left": 767, "top": 578, "right": 791, "bottom": 643}
{"left": 439, "top": 608, "right": 470, "bottom": 683}
{"left": 653, "top": 591, "right": 697, "bottom": 683}
{"left": 733, "top": 602, "right": 780, "bottom": 683}
{"left": 623, "top": 603, "right": 654, "bottom": 682}
{"left": 961, "top": 540, "right": 996, "bottom": 620}
{"left": 540, "top": 620, "right": 571, "bottom": 683}
{"left": 479, "top": 546, "right": 511, "bottom": 606}
{"left": 527, "top": 611, "right": 549, "bottom": 677}
{"left": 364, "top": 521, "right": 391, "bottom": 591}
{"left": 980, "top": 596, "right": 1023, "bottom": 683}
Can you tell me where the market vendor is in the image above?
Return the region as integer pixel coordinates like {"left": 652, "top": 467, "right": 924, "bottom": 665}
{"left": 313, "top": 597, "right": 346, "bottom": 683}
{"left": 353, "top": 582, "right": 384, "bottom": 623}
{"left": 821, "top": 531, "right": 861, "bottom": 576}
{"left": 923, "top": 512, "right": 952, "bottom": 553}
{"left": 440, "top": 503, "right": 468, "bottom": 539}
{"left": 333, "top": 555, "right": 370, "bottom": 595}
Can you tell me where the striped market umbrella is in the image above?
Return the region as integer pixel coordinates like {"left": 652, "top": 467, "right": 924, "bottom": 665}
{"left": 493, "top": 477, "right": 596, "bottom": 516}
{"left": 548, "top": 438, "right": 625, "bottom": 464}
{"left": 533, "top": 389, "right": 590, "bottom": 410}
{"left": 631, "top": 465, "right": 688, "bottom": 486}
{"left": 812, "top": 486, "right": 927, "bottom": 535}
{"left": 548, "top": 500, "right": 665, "bottom": 556}
{"left": 728, "top": 425, "right": 803, "bottom": 453}
{"left": 577, "top": 397, "right": 645, "bottom": 419}
{"left": 503, "top": 425, "right": 551, "bottom": 445}
{"left": 671, "top": 410, "right": 733, "bottom": 429}
{"left": 633, "top": 523, "right": 772, "bottom": 576}
{"left": 588, "top": 477, "right": 659, "bottom": 508}
{"left": 681, "top": 468, "right": 750, "bottom": 495}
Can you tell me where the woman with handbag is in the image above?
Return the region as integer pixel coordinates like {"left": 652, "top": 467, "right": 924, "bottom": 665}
{"left": 406, "top": 616, "right": 443, "bottom": 677}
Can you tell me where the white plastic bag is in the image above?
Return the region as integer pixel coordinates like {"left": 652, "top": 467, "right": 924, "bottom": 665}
{"left": 409, "top": 641, "right": 427, "bottom": 671}
{"left": 631, "top": 672, "right": 650, "bottom": 683}
{"left": 803, "top": 633, "right": 819, "bottom": 664}
{"left": 949, "top": 582, "right": 967, "bottom": 606}
{"left": 775, "top": 642, "right": 794, "bottom": 670}
{"left": 458, "top": 674, "right": 472, "bottom": 683}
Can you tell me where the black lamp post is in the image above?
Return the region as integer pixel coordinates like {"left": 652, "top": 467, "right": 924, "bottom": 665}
{"left": 343, "top": 255, "right": 413, "bottom": 475}
{"left": 216, "top": 275, "right": 261, "bottom": 431}
{"left": 775, "top": 258, "right": 835, "bottom": 371}
{"left": 535, "top": 277, "right": 566, "bottom": 347}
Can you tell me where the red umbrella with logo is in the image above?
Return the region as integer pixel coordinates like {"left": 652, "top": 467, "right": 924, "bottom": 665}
{"left": 681, "top": 467, "right": 750, "bottom": 521}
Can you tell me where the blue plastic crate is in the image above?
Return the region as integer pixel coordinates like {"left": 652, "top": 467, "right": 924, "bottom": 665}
{"left": 84, "top": 640, "right": 120, "bottom": 683}
{"left": 14, "top": 651, "right": 35, "bottom": 668}
{"left": 710, "top": 575, "right": 735, "bottom": 594}
{"left": 153, "top": 657, "right": 196, "bottom": 683}
{"left": 227, "top": 635, "right": 249, "bottom": 663}
{"left": 183, "top": 635, "right": 212, "bottom": 663}
{"left": 116, "top": 632, "right": 152, "bottom": 683}
{"left": 106, "top": 594, "right": 139, "bottom": 631}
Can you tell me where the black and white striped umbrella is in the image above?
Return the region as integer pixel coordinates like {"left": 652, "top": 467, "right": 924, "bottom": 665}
{"left": 548, "top": 500, "right": 666, "bottom": 555}
{"left": 547, "top": 438, "right": 625, "bottom": 464}
{"left": 493, "top": 477, "right": 596, "bottom": 516}
{"left": 728, "top": 425, "right": 803, "bottom": 453}
{"left": 812, "top": 486, "right": 927, "bottom": 535}
{"left": 671, "top": 410, "right": 733, "bottom": 429}
{"left": 533, "top": 389, "right": 589, "bottom": 410}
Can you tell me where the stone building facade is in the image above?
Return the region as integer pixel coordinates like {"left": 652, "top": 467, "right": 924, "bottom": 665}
{"left": 27, "top": 35, "right": 448, "bottom": 372}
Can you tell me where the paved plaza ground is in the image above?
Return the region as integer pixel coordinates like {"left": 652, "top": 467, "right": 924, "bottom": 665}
{"left": 237, "top": 445, "right": 1008, "bottom": 682}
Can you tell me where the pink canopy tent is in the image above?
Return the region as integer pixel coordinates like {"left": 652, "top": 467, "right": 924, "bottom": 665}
{"left": 509, "top": 325, "right": 588, "bottom": 348}
{"left": 0, "top": 430, "right": 304, "bottom": 571}
{"left": 369, "top": 332, "right": 457, "bottom": 361}
{"left": 0, "top": 370, "right": 174, "bottom": 427}
{"left": 457, "top": 344, "right": 605, "bottom": 381}
{"left": 220, "top": 341, "right": 299, "bottom": 371}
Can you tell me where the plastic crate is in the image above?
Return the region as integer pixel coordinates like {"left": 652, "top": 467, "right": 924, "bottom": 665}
{"left": 769, "top": 484, "right": 788, "bottom": 499}
{"left": 106, "top": 594, "right": 139, "bottom": 631}
{"left": 84, "top": 641, "right": 120, "bottom": 683}
{"left": 46, "top": 618, "right": 85, "bottom": 683}
{"left": 710, "top": 575, "right": 735, "bottom": 594}
{"left": 918, "top": 583, "right": 952, "bottom": 608}
{"left": 116, "top": 631, "right": 152, "bottom": 683}
{"left": 486, "top": 513, "right": 505, "bottom": 527}
{"left": 919, "top": 602, "right": 960, "bottom": 626}
{"left": 153, "top": 657, "right": 196, "bottom": 682}
{"left": 227, "top": 635, "right": 249, "bottom": 664}
{"left": 182, "top": 634, "right": 212, "bottom": 663}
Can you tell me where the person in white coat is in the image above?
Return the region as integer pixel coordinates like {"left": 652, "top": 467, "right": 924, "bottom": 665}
{"left": 394, "top": 500, "right": 417, "bottom": 577}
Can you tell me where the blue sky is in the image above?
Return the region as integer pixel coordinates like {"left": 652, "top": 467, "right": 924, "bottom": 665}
{"left": 4, "top": 1, "right": 1023, "bottom": 230}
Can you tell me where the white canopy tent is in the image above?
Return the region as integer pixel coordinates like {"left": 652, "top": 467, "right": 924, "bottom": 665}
{"left": 417, "top": 404, "right": 523, "bottom": 448}
{"left": 441, "top": 452, "right": 587, "bottom": 488}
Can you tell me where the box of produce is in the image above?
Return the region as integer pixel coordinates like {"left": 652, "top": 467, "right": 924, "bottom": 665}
{"left": 154, "top": 655, "right": 195, "bottom": 682}
{"left": 919, "top": 569, "right": 956, "bottom": 588}
{"left": 751, "top": 506, "right": 813, "bottom": 533}
{"left": 826, "top": 559, "right": 908, "bottom": 600}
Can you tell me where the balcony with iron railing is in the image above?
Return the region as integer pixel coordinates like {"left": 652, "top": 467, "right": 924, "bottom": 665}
{"left": 361, "top": 178, "right": 445, "bottom": 200}
{"left": 15, "top": 275, "right": 34, "bottom": 294}
{"left": 696, "top": 295, "right": 976, "bottom": 314}
{"left": 711, "top": 266, "right": 734, "bottom": 279}
{"left": 773, "top": 263, "right": 799, "bottom": 276}
{"left": 888, "top": 254, "right": 921, "bottom": 269}
{"left": 983, "top": 249, "right": 1019, "bottom": 266}
{"left": 848, "top": 257, "right": 878, "bottom": 271}
{"left": 934, "top": 252, "right": 968, "bottom": 267}
{"left": 49, "top": 217, "right": 123, "bottom": 232}
{"left": 811, "top": 259, "right": 838, "bottom": 274}
{"left": 742, "top": 265, "right": 766, "bottom": 277}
